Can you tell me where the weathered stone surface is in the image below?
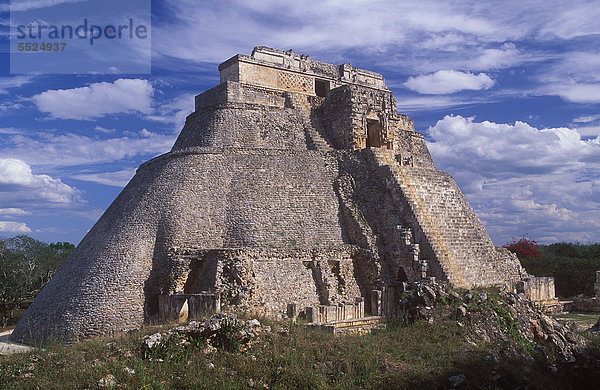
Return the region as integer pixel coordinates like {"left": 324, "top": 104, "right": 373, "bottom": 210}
{"left": 13, "top": 46, "right": 525, "bottom": 343}
{"left": 448, "top": 374, "right": 466, "bottom": 388}
{"left": 141, "top": 313, "right": 269, "bottom": 354}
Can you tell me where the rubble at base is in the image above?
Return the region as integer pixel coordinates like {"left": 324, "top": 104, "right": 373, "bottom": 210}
{"left": 141, "top": 279, "right": 599, "bottom": 376}
{"left": 142, "top": 313, "right": 273, "bottom": 355}
{"left": 358, "top": 278, "right": 592, "bottom": 367}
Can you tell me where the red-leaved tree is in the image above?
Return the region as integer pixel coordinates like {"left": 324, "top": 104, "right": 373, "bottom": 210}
{"left": 503, "top": 236, "right": 542, "bottom": 259}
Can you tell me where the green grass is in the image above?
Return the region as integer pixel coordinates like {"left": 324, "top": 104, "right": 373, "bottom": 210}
{"left": 0, "top": 318, "right": 500, "bottom": 389}
{"left": 2, "top": 289, "right": 600, "bottom": 389}
{"left": 0, "top": 322, "right": 576, "bottom": 389}
{"left": 555, "top": 312, "right": 599, "bottom": 327}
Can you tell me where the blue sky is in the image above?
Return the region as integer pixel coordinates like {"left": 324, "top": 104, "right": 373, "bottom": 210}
{"left": 0, "top": 0, "right": 599, "bottom": 246}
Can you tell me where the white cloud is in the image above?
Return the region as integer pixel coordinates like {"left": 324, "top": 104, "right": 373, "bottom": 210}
{"left": 146, "top": 93, "right": 195, "bottom": 130}
{"left": 0, "top": 76, "right": 36, "bottom": 93}
{"left": 545, "top": 83, "right": 600, "bottom": 104}
{"left": 0, "top": 158, "right": 85, "bottom": 209}
{"left": 427, "top": 115, "right": 600, "bottom": 244}
{"left": 71, "top": 168, "right": 137, "bottom": 187}
{"left": 1, "top": 130, "right": 175, "bottom": 168}
{"left": 150, "top": 1, "right": 568, "bottom": 72}
{"left": 31, "top": 79, "right": 153, "bottom": 120}
{"left": 547, "top": 52, "right": 600, "bottom": 83}
{"left": 0, "top": 208, "right": 31, "bottom": 217}
{"left": 94, "top": 126, "right": 117, "bottom": 134}
{"left": 428, "top": 115, "right": 591, "bottom": 178}
{"left": 573, "top": 114, "right": 600, "bottom": 124}
{"left": 420, "top": 33, "right": 472, "bottom": 52}
{"left": 152, "top": 0, "right": 506, "bottom": 66}
{"left": 535, "top": 51, "right": 600, "bottom": 103}
{"left": 0, "top": 128, "right": 22, "bottom": 135}
{"left": 404, "top": 70, "right": 495, "bottom": 94}
{"left": 571, "top": 114, "right": 600, "bottom": 137}
{"left": 572, "top": 125, "right": 600, "bottom": 138}
{"left": 0, "top": 221, "right": 32, "bottom": 233}
{"left": 539, "top": 1, "right": 600, "bottom": 40}
{"left": 0, "top": 102, "right": 25, "bottom": 112}
{"left": 395, "top": 95, "right": 489, "bottom": 113}
{"left": 472, "top": 43, "right": 522, "bottom": 70}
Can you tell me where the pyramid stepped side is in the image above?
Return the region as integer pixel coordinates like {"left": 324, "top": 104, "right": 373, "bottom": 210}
{"left": 369, "top": 149, "right": 524, "bottom": 287}
{"left": 173, "top": 81, "right": 314, "bottom": 152}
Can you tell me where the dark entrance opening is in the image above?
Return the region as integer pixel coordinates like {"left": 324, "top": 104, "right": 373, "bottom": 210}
{"left": 147, "top": 295, "right": 160, "bottom": 317}
{"left": 184, "top": 253, "right": 219, "bottom": 294}
{"left": 315, "top": 79, "right": 330, "bottom": 97}
{"left": 367, "top": 119, "right": 384, "bottom": 148}
{"left": 397, "top": 267, "right": 408, "bottom": 282}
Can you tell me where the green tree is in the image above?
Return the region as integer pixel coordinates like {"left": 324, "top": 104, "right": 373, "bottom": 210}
{"left": 0, "top": 235, "right": 74, "bottom": 327}
{"left": 518, "top": 242, "right": 600, "bottom": 297}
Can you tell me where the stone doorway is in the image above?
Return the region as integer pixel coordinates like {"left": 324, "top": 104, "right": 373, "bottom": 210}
{"left": 397, "top": 266, "right": 408, "bottom": 282}
{"left": 183, "top": 253, "right": 219, "bottom": 294}
{"left": 315, "top": 79, "right": 330, "bottom": 97}
{"left": 367, "top": 119, "right": 384, "bottom": 148}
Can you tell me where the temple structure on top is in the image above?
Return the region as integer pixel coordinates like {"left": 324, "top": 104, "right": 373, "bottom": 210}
{"left": 14, "top": 47, "right": 528, "bottom": 343}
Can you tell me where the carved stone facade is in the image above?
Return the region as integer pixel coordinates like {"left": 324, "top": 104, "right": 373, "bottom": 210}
{"left": 217, "top": 46, "right": 411, "bottom": 150}
{"left": 14, "top": 47, "right": 526, "bottom": 343}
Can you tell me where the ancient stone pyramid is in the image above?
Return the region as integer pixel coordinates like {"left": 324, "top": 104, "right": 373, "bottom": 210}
{"left": 13, "top": 47, "right": 524, "bottom": 342}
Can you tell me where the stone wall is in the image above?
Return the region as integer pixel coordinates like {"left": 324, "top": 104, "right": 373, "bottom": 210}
{"left": 175, "top": 103, "right": 307, "bottom": 151}
{"left": 516, "top": 277, "right": 557, "bottom": 303}
{"left": 572, "top": 297, "right": 600, "bottom": 312}
{"left": 321, "top": 85, "right": 412, "bottom": 150}
{"left": 194, "top": 81, "right": 286, "bottom": 112}
{"left": 218, "top": 46, "right": 388, "bottom": 95}
{"left": 158, "top": 246, "right": 365, "bottom": 314}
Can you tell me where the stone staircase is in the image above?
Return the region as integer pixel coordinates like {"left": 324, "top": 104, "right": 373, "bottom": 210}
{"left": 368, "top": 148, "right": 522, "bottom": 287}
{"left": 309, "top": 316, "right": 385, "bottom": 335}
{"left": 284, "top": 92, "right": 333, "bottom": 151}
{"left": 305, "top": 123, "right": 333, "bottom": 151}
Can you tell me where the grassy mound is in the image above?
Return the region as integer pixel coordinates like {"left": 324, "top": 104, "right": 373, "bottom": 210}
{"left": 2, "top": 287, "right": 600, "bottom": 389}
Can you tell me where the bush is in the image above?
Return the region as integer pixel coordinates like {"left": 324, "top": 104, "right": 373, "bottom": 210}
{"left": 0, "top": 235, "right": 74, "bottom": 326}
{"left": 518, "top": 242, "right": 600, "bottom": 298}
{"left": 503, "top": 236, "right": 541, "bottom": 259}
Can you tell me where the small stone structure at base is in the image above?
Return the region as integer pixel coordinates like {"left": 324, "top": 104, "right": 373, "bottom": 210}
{"left": 571, "top": 296, "right": 600, "bottom": 312}
{"left": 158, "top": 293, "right": 221, "bottom": 322}
{"left": 304, "top": 297, "right": 365, "bottom": 324}
{"left": 514, "top": 277, "right": 563, "bottom": 313}
{"left": 516, "top": 277, "right": 558, "bottom": 304}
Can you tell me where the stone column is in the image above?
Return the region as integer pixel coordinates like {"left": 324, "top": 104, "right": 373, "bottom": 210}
{"left": 371, "top": 290, "right": 382, "bottom": 316}
{"left": 305, "top": 306, "right": 318, "bottom": 324}
{"left": 287, "top": 303, "right": 298, "bottom": 320}
{"left": 355, "top": 297, "right": 364, "bottom": 318}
